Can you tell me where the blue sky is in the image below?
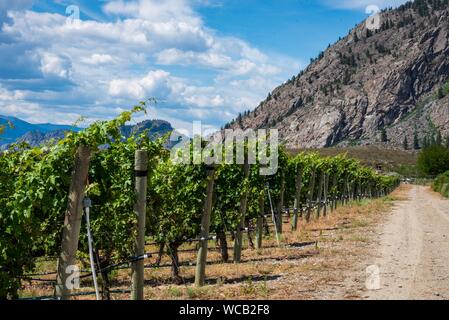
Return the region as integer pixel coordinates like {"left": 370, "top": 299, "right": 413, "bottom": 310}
{"left": 0, "top": 0, "right": 409, "bottom": 132}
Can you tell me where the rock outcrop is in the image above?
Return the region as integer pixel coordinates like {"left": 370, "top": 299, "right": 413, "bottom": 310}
{"left": 228, "top": 0, "right": 449, "bottom": 149}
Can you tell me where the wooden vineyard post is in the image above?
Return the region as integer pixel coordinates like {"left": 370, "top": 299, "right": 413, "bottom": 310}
{"left": 256, "top": 196, "right": 264, "bottom": 249}
{"left": 55, "top": 145, "right": 92, "bottom": 300}
{"left": 357, "top": 179, "right": 362, "bottom": 201}
{"left": 344, "top": 175, "right": 349, "bottom": 205}
{"left": 195, "top": 166, "right": 216, "bottom": 287}
{"left": 131, "top": 150, "right": 148, "bottom": 300}
{"left": 306, "top": 168, "right": 316, "bottom": 222}
{"left": 350, "top": 180, "right": 354, "bottom": 201}
{"left": 331, "top": 174, "right": 337, "bottom": 212}
{"left": 276, "top": 171, "right": 285, "bottom": 234}
{"left": 233, "top": 160, "right": 250, "bottom": 263}
{"left": 292, "top": 165, "right": 302, "bottom": 231}
{"left": 323, "top": 173, "right": 329, "bottom": 217}
{"left": 346, "top": 182, "right": 352, "bottom": 204}
{"left": 359, "top": 180, "right": 363, "bottom": 200}
{"left": 339, "top": 177, "right": 347, "bottom": 206}
{"left": 316, "top": 171, "right": 324, "bottom": 219}
{"left": 362, "top": 181, "right": 366, "bottom": 199}
{"left": 368, "top": 182, "right": 372, "bottom": 198}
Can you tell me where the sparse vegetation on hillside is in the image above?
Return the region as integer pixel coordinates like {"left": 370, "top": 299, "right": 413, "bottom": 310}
{"left": 225, "top": 0, "right": 449, "bottom": 150}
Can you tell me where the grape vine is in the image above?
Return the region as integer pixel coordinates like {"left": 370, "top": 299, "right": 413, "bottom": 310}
{"left": 0, "top": 107, "right": 400, "bottom": 299}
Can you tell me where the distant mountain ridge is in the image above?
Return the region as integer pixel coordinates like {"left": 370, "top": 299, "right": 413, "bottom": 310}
{"left": 0, "top": 115, "right": 81, "bottom": 145}
{"left": 0, "top": 115, "right": 175, "bottom": 149}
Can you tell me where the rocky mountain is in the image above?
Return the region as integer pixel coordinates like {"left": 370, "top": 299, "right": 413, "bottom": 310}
{"left": 16, "top": 130, "right": 72, "bottom": 147}
{"left": 227, "top": 0, "right": 449, "bottom": 149}
{"left": 120, "top": 119, "right": 174, "bottom": 140}
{"left": 0, "top": 115, "right": 80, "bottom": 145}
{"left": 0, "top": 115, "right": 175, "bottom": 149}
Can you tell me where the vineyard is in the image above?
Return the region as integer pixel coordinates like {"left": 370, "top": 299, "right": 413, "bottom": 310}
{"left": 0, "top": 106, "right": 400, "bottom": 300}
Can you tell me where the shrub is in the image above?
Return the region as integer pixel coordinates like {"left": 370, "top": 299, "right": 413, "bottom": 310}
{"left": 417, "top": 145, "right": 449, "bottom": 177}
{"left": 432, "top": 171, "right": 449, "bottom": 197}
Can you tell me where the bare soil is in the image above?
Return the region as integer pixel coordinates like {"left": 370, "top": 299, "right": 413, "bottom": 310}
{"left": 361, "top": 185, "right": 449, "bottom": 300}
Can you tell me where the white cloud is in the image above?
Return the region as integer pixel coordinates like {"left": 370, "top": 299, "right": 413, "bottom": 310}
{"left": 108, "top": 70, "right": 227, "bottom": 109}
{"left": 108, "top": 70, "right": 171, "bottom": 99}
{"left": 0, "top": 1, "right": 301, "bottom": 130}
{"left": 103, "top": 0, "right": 202, "bottom": 25}
{"left": 39, "top": 52, "right": 72, "bottom": 79}
{"left": 0, "top": 85, "right": 81, "bottom": 124}
{"left": 82, "top": 53, "right": 116, "bottom": 65}
{"left": 0, "top": 86, "right": 25, "bottom": 101}
{"left": 0, "top": 0, "right": 33, "bottom": 24}
{"left": 155, "top": 48, "right": 231, "bottom": 68}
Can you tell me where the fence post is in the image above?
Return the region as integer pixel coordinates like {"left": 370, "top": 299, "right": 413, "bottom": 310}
{"left": 276, "top": 171, "right": 285, "bottom": 234}
{"left": 256, "top": 196, "right": 264, "bottom": 249}
{"left": 292, "top": 165, "right": 302, "bottom": 231}
{"left": 266, "top": 183, "right": 281, "bottom": 245}
{"left": 357, "top": 179, "right": 362, "bottom": 201}
{"left": 306, "top": 168, "right": 316, "bottom": 222}
{"left": 323, "top": 173, "right": 329, "bottom": 217}
{"left": 131, "top": 150, "right": 148, "bottom": 300}
{"left": 344, "top": 175, "right": 350, "bottom": 205}
{"left": 331, "top": 174, "right": 337, "bottom": 212}
{"left": 233, "top": 159, "right": 250, "bottom": 263}
{"left": 55, "top": 145, "right": 91, "bottom": 300}
{"left": 195, "top": 166, "right": 216, "bottom": 286}
{"left": 344, "top": 175, "right": 351, "bottom": 205}
{"left": 316, "top": 171, "right": 324, "bottom": 219}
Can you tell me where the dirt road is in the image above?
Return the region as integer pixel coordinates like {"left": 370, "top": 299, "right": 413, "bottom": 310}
{"left": 365, "top": 185, "right": 449, "bottom": 300}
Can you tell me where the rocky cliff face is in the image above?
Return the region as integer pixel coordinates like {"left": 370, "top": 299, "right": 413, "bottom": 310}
{"left": 228, "top": 0, "right": 449, "bottom": 149}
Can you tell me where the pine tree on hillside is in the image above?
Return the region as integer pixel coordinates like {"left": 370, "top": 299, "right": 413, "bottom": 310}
{"left": 381, "top": 128, "right": 388, "bottom": 143}
{"left": 422, "top": 136, "right": 429, "bottom": 149}
{"left": 413, "top": 131, "right": 420, "bottom": 150}
{"left": 403, "top": 136, "right": 409, "bottom": 150}
{"left": 436, "top": 130, "right": 443, "bottom": 145}
{"left": 430, "top": 134, "right": 437, "bottom": 146}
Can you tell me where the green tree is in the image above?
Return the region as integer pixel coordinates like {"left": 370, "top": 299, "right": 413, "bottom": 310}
{"left": 430, "top": 134, "right": 437, "bottom": 146}
{"left": 422, "top": 136, "right": 429, "bottom": 149}
{"left": 381, "top": 128, "right": 388, "bottom": 143}
{"left": 436, "top": 130, "right": 443, "bottom": 146}
{"left": 413, "top": 131, "right": 420, "bottom": 150}
{"left": 403, "top": 136, "right": 409, "bottom": 150}
{"left": 417, "top": 145, "right": 449, "bottom": 176}
{"left": 437, "top": 87, "right": 444, "bottom": 99}
{"left": 343, "top": 69, "right": 351, "bottom": 85}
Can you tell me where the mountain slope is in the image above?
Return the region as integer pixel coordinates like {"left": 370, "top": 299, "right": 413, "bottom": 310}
{"left": 0, "top": 115, "right": 80, "bottom": 145}
{"left": 228, "top": 0, "right": 449, "bottom": 149}
{"left": 0, "top": 116, "right": 175, "bottom": 148}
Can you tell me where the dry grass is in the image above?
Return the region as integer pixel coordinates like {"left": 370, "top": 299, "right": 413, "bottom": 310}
{"left": 19, "top": 185, "right": 410, "bottom": 300}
